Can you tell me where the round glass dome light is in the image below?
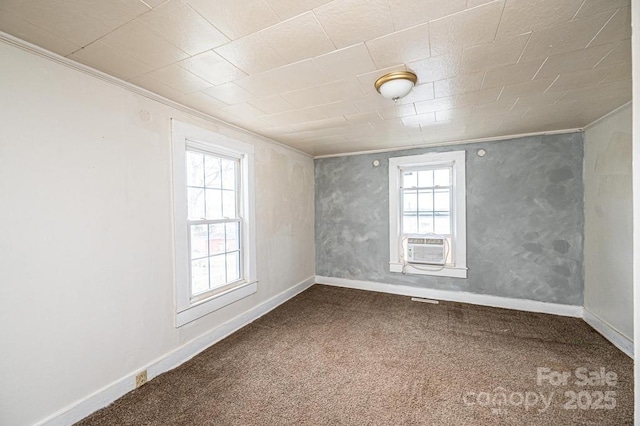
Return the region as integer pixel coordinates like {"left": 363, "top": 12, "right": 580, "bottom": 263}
{"left": 374, "top": 71, "right": 418, "bottom": 101}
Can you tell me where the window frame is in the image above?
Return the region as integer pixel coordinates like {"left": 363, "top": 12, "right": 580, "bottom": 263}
{"left": 172, "top": 120, "right": 257, "bottom": 327}
{"left": 388, "top": 150, "right": 467, "bottom": 278}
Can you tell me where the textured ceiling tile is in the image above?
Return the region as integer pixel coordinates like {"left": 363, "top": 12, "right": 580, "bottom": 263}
{"left": 203, "top": 82, "right": 253, "bottom": 105}
{"left": 560, "top": 79, "right": 631, "bottom": 104}
{"left": 387, "top": 0, "right": 466, "bottom": 32}
{"left": 100, "top": 21, "right": 189, "bottom": 69}
{"left": 378, "top": 103, "right": 417, "bottom": 120}
{"left": 129, "top": 74, "right": 184, "bottom": 99}
{"left": 434, "top": 72, "right": 485, "bottom": 98}
{"left": 139, "top": 0, "right": 167, "bottom": 7}
{"left": 344, "top": 111, "right": 383, "bottom": 124}
{"left": 596, "top": 39, "right": 631, "bottom": 67}
{"left": 221, "top": 103, "right": 266, "bottom": 119}
{"left": 263, "top": 0, "right": 331, "bottom": 20}
{"left": 261, "top": 107, "right": 327, "bottom": 126}
{"left": 434, "top": 106, "right": 472, "bottom": 121}
{"left": 187, "top": 0, "right": 279, "bottom": 40}
{"left": 281, "top": 86, "right": 329, "bottom": 108}
{"left": 69, "top": 41, "right": 154, "bottom": 80}
{"left": 4, "top": 0, "right": 150, "bottom": 47}
{"left": 407, "top": 53, "right": 461, "bottom": 83}
{"left": 0, "top": 10, "right": 80, "bottom": 56}
{"left": 313, "top": 43, "right": 377, "bottom": 80}
{"left": 589, "top": 7, "right": 631, "bottom": 47}
{"left": 402, "top": 113, "right": 436, "bottom": 127}
{"left": 144, "top": 63, "right": 213, "bottom": 94}
{"left": 316, "top": 101, "right": 358, "bottom": 117}
{"left": 482, "top": 59, "right": 545, "bottom": 88}
{"left": 258, "top": 12, "right": 335, "bottom": 63}
{"left": 178, "top": 51, "right": 246, "bottom": 86}
{"left": 533, "top": 42, "right": 615, "bottom": 79}
{"left": 247, "top": 95, "right": 293, "bottom": 114}
{"left": 454, "top": 87, "right": 501, "bottom": 107}
{"left": 429, "top": 1, "right": 504, "bottom": 56}
{"left": 135, "top": 0, "right": 229, "bottom": 56}
{"left": 518, "top": 11, "right": 614, "bottom": 62}
{"left": 545, "top": 65, "right": 621, "bottom": 93}
{"left": 513, "top": 91, "right": 568, "bottom": 108}
{"left": 319, "top": 78, "right": 367, "bottom": 103}
{"left": 235, "top": 59, "right": 332, "bottom": 97}
{"left": 574, "top": 0, "right": 630, "bottom": 19}
{"left": 600, "top": 62, "right": 631, "bottom": 84}
{"left": 175, "top": 92, "right": 228, "bottom": 115}
{"left": 352, "top": 94, "right": 397, "bottom": 113}
{"left": 289, "top": 116, "right": 351, "bottom": 132}
{"left": 414, "top": 97, "right": 456, "bottom": 114}
{"left": 497, "top": 78, "right": 555, "bottom": 101}
{"left": 214, "top": 34, "right": 287, "bottom": 75}
{"left": 365, "top": 23, "right": 430, "bottom": 69}
{"left": 496, "top": 0, "right": 584, "bottom": 39}
{"left": 460, "top": 33, "right": 530, "bottom": 73}
{"left": 314, "top": 0, "right": 394, "bottom": 48}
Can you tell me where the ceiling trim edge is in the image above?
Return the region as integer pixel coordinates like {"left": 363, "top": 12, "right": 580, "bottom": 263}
{"left": 0, "top": 31, "right": 313, "bottom": 159}
{"left": 313, "top": 128, "right": 584, "bottom": 159}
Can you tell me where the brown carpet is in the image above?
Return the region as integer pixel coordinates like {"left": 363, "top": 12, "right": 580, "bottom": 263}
{"left": 78, "top": 285, "right": 633, "bottom": 425}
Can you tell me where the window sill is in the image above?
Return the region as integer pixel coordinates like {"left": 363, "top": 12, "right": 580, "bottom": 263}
{"left": 176, "top": 280, "right": 257, "bottom": 327}
{"left": 389, "top": 262, "right": 468, "bottom": 278}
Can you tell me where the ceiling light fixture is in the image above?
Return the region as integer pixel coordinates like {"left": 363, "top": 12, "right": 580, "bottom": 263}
{"left": 374, "top": 71, "right": 418, "bottom": 102}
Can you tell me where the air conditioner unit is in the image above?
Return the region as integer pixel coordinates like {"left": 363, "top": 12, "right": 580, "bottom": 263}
{"left": 405, "top": 234, "right": 446, "bottom": 265}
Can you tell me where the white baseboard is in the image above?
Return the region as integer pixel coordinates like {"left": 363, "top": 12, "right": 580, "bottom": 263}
{"left": 315, "top": 276, "right": 584, "bottom": 318}
{"left": 583, "top": 309, "right": 633, "bottom": 358}
{"left": 37, "top": 275, "right": 316, "bottom": 426}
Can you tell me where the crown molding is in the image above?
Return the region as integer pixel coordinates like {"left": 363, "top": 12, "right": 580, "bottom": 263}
{"left": 0, "top": 31, "right": 313, "bottom": 159}
{"left": 313, "top": 128, "right": 584, "bottom": 159}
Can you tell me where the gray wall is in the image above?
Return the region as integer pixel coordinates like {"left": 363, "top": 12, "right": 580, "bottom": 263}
{"left": 315, "top": 133, "right": 584, "bottom": 305}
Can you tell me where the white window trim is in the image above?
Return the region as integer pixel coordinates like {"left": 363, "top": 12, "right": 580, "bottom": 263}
{"left": 389, "top": 150, "right": 467, "bottom": 278}
{"left": 171, "top": 120, "right": 257, "bottom": 327}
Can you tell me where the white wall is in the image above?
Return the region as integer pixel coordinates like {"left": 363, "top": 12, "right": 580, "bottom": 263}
{"left": 584, "top": 103, "right": 633, "bottom": 341}
{"left": 0, "top": 41, "right": 315, "bottom": 426}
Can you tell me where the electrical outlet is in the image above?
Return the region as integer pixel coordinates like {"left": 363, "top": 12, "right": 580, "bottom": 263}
{"left": 135, "top": 370, "right": 147, "bottom": 388}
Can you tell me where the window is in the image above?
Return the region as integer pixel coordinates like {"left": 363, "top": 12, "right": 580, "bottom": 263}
{"left": 389, "top": 150, "right": 467, "bottom": 278}
{"left": 172, "top": 120, "right": 257, "bottom": 327}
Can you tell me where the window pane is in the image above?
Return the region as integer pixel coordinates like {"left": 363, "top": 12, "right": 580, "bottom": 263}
{"left": 187, "top": 188, "right": 205, "bottom": 220}
{"left": 186, "top": 151, "right": 204, "bottom": 187}
{"left": 191, "top": 258, "right": 209, "bottom": 295}
{"left": 418, "top": 213, "right": 434, "bottom": 234}
{"left": 418, "top": 189, "right": 433, "bottom": 212}
{"left": 402, "top": 214, "right": 418, "bottom": 234}
{"left": 226, "top": 251, "right": 240, "bottom": 282}
{"left": 434, "top": 189, "right": 450, "bottom": 212}
{"left": 209, "top": 255, "right": 226, "bottom": 289}
{"left": 226, "top": 222, "right": 239, "bottom": 251}
{"left": 221, "top": 158, "right": 236, "bottom": 190}
{"left": 204, "top": 155, "right": 222, "bottom": 188}
{"left": 435, "top": 214, "right": 451, "bottom": 235}
{"left": 222, "top": 190, "right": 237, "bottom": 218}
{"left": 402, "top": 171, "right": 417, "bottom": 188}
{"left": 418, "top": 170, "right": 433, "bottom": 188}
{"left": 403, "top": 190, "right": 417, "bottom": 213}
{"left": 209, "top": 223, "right": 225, "bottom": 255}
{"left": 434, "top": 168, "right": 450, "bottom": 186}
{"left": 205, "top": 189, "right": 223, "bottom": 219}
{"left": 190, "top": 224, "right": 208, "bottom": 260}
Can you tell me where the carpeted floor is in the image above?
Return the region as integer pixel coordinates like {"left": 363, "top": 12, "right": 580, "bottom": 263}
{"left": 78, "top": 285, "right": 633, "bottom": 425}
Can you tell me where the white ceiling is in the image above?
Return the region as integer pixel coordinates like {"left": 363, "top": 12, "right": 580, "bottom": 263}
{"left": 0, "top": 0, "right": 632, "bottom": 156}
